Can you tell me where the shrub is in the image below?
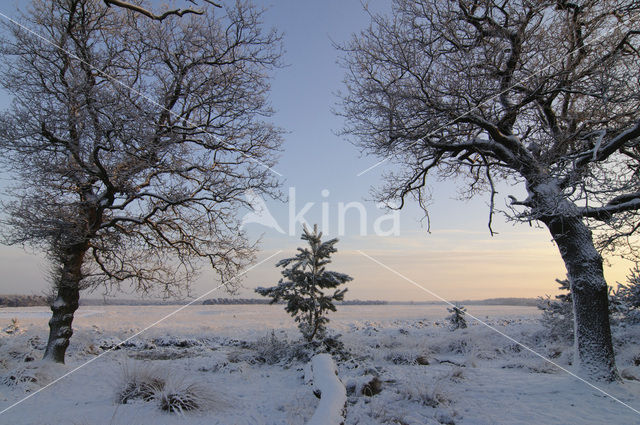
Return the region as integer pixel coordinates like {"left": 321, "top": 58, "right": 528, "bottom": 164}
{"left": 115, "top": 364, "right": 164, "bottom": 404}
{"left": 115, "top": 363, "right": 219, "bottom": 413}
{"left": 157, "top": 379, "right": 218, "bottom": 414}
{"left": 253, "top": 330, "right": 290, "bottom": 365}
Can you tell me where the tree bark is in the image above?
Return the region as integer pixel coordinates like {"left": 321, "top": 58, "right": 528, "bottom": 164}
{"left": 43, "top": 245, "right": 86, "bottom": 363}
{"left": 541, "top": 213, "right": 619, "bottom": 381}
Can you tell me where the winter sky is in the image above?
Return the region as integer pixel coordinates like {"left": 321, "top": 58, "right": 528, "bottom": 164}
{"left": 0, "top": 0, "right": 634, "bottom": 301}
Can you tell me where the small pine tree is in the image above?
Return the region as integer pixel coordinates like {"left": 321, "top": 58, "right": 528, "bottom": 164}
{"left": 447, "top": 305, "right": 467, "bottom": 330}
{"left": 616, "top": 265, "right": 640, "bottom": 308}
{"left": 612, "top": 265, "right": 640, "bottom": 323}
{"left": 255, "top": 225, "right": 352, "bottom": 341}
{"left": 537, "top": 278, "right": 574, "bottom": 341}
{"left": 539, "top": 278, "right": 623, "bottom": 340}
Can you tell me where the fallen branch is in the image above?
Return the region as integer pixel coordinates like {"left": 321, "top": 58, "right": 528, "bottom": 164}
{"left": 434, "top": 358, "right": 466, "bottom": 367}
{"left": 307, "top": 353, "right": 346, "bottom": 425}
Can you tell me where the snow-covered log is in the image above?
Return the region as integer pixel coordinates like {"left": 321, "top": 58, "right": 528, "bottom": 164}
{"left": 307, "top": 353, "right": 346, "bottom": 425}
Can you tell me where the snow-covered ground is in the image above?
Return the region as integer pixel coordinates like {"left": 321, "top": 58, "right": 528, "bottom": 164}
{"left": 0, "top": 304, "right": 639, "bottom": 424}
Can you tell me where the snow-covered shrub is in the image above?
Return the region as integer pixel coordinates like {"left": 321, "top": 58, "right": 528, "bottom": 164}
{"left": 399, "top": 378, "right": 450, "bottom": 408}
{"left": 617, "top": 265, "right": 640, "bottom": 308}
{"left": 247, "top": 331, "right": 348, "bottom": 365}
{"left": 2, "top": 318, "right": 21, "bottom": 335}
{"left": 115, "top": 363, "right": 164, "bottom": 404}
{"left": 384, "top": 350, "right": 418, "bottom": 365}
{"left": 345, "top": 374, "right": 381, "bottom": 397}
{"left": 253, "top": 330, "right": 290, "bottom": 365}
{"left": 447, "top": 368, "right": 464, "bottom": 382}
{"left": 612, "top": 265, "right": 640, "bottom": 324}
{"left": 446, "top": 305, "right": 467, "bottom": 331}
{"left": 539, "top": 276, "right": 625, "bottom": 341}
{"left": 360, "top": 376, "right": 383, "bottom": 396}
{"left": 611, "top": 318, "right": 640, "bottom": 370}
{"left": 446, "top": 335, "right": 473, "bottom": 355}
{"left": 157, "top": 378, "right": 219, "bottom": 414}
{"left": 1, "top": 365, "right": 39, "bottom": 388}
{"left": 537, "top": 279, "right": 574, "bottom": 342}
{"left": 256, "top": 225, "right": 352, "bottom": 342}
{"left": 130, "top": 349, "right": 192, "bottom": 361}
{"left": 0, "top": 361, "right": 61, "bottom": 392}
{"left": 115, "top": 363, "right": 219, "bottom": 413}
{"left": 0, "top": 330, "right": 40, "bottom": 368}
{"left": 299, "top": 334, "right": 349, "bottom": 362}
{"left": 366, "top": 399, "right": 410, "bottom": 424}
{"left": 623, "top": 309, "right": 640, "bottom": 324}
{"left": 153, "top": 336, "right": 201, "bottom": 348}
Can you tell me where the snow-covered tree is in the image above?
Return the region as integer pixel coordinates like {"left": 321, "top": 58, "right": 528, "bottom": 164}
{"left": 447, "top": 305, "right": 467, "bottom": 331}
{"left": 538, "top": 279, "right": 574, "bottom": 342}
{"left": 338, "top": 0, "right": 640, "bottom": 381}
{"left": 0, "top": 0, "right": 282, "bottom": 363}
{"left": 540, "top": 277, "right": 627, "bottom": 341}
{"left": 256, "top": 225, "right": 352, "bottom": 342}
{"left": 613, "top": 265, "right": 640, "bottom": 323}
{"left": 616, "top": 266, "right": 640, "bottom": 309}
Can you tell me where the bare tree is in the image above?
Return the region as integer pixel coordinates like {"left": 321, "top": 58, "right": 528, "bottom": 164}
{"left": 338, "top": 0, "right": 640, "bottom": 381}
{"left": 0, "top": 0, "right": 282, "bottom": 363}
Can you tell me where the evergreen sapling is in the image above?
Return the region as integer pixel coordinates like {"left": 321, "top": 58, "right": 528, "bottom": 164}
{"left": 256, "top": 225, "right": 352, "bottom": 342}
{"left": 612, "top": 265, "right": 640, "bottom": 323}
{"left": 537, "top": 279, "right": 574, "bottom": 342}
{"left": 447, "top": 305, "right": 467, "bottom": 331}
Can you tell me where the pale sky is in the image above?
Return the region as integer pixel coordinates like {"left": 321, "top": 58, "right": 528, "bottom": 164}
{"left": 0, "top": 0, "right": 635, "bottom": 302}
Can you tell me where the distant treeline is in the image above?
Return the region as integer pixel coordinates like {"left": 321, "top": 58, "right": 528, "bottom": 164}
{"left": 201, "top": 298, "right": 389, "bottom": 305}
{"left": 455, "top": 298, "right": 538, "bottom": 307}
{"left": 202, "top": 298, "right": 271, "bottom": 305}
{"left": 0, "top": 296, "right": 182, "bottom": 307}
{"left": 0, "top": 295, "right": 535, "bottom": 307}
{"left": 390, "top": 298, "right": 538, "bottom": 307}
{"left": 339, "top": 300, "right": 388, "bottom": 305}
{"left": 80, "top": 298, "right": 183, "bottom": 306}
{"left": 0, "top": 295, "right": 49, "bottom": 307}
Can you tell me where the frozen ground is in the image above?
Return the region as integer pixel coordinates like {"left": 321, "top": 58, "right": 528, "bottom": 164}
{"left": 0, "top": 304, "right": 639, "bottom": 424}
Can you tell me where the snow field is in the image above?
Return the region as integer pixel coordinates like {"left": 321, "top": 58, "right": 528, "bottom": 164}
{"left": 0, "top": 304, "right": 638, "bottom": 424}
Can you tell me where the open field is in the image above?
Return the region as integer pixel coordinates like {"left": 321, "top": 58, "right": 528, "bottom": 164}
{"left": 0, "top": 304, "right": 639, "bottom": 424}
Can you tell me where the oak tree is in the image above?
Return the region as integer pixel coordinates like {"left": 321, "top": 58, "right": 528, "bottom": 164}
{"left": 0, "top": 0, "right": 282, "bottom": 362}
{"left": 339, "top": 0, "right": 640, "bottom": 380}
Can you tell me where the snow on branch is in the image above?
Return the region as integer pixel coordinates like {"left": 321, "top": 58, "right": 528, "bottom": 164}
{"left": 578, "top": 192, "right": 640, "bottom": 221}
{"left": 576, "top": 120, "right": 640, "bottom": 167}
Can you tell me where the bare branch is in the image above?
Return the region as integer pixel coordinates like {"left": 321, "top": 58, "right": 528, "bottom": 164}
{"left": 576, "top": 120, "right": 640, "bottom": 167}
{"left": 102, "top": 0, "right": 221, "bottom": 21}
{"left": 579, "top": 192, "right": 640, "bottom": 221}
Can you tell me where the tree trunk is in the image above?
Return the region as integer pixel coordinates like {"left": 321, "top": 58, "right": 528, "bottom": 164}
{"left": 542, "top": 213, "right": 619, "bottom": 381}
{"left": 43, "top": 245, "right": 86, "bottom": 363}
